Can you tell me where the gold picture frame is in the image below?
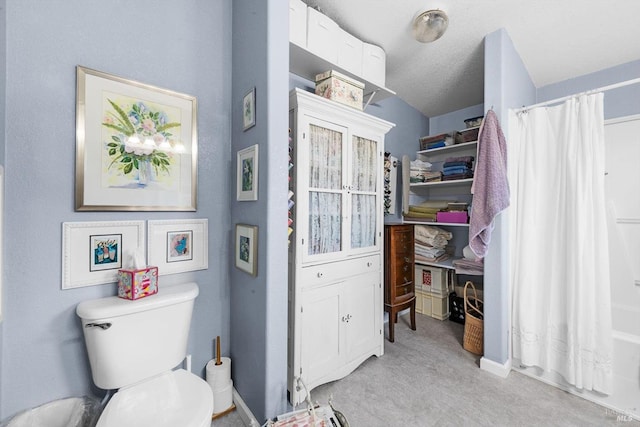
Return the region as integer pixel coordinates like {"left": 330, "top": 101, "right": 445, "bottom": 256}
{"left": 75, "top": 66, "right": 198, "bottom": 211}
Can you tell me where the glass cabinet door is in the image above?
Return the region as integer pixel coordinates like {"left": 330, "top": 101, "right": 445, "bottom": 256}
{"left": 350, "top": 135, "right": 379, "bottom": 251}
{"left": 307, "top": 123, "right": 345, "bottom": 257}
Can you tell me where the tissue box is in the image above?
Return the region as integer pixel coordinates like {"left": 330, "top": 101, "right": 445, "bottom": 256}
{"left": 118, "top": 267, "right": 158, "bottom": 300}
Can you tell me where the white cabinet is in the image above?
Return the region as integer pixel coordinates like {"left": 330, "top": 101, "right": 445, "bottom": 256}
{"left": 298, "top": 270, "right": 380, "bottom": 391}
{"left": 288, "top": 88, "right": 394, "bottom": 406}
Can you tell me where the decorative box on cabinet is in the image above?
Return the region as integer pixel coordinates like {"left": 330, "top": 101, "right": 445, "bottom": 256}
{"left": 384, "top": 224, "right": 416, "bottom": 342}
{"left": 288, "top": 88, "right": 394, "bottom": 406}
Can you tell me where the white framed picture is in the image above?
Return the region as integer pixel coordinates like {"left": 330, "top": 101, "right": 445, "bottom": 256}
{"left": 236, "top": 144, "right": 259, "bottom": 201}
{"left": 62, "top": 220, "right": 145, "bottom": 289}
{"left": 235, "top": 223, "right": 258, "bottom": 276}
{"left": 242, "top": 87, "right": 256, "bottom": 131}
{"left": 147, "top": 219, "right": 208, "bottom": 275}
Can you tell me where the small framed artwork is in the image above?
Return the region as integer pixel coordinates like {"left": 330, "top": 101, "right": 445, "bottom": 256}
{"left": 62, "top": 221, "right": 145, "bottom": 289}
{"left": 235, "top": 224, "right": 258, "bottom": 276}
{"left": 242, "top": 87, "right": 256, "bottom": 131}
{"left": 147, "top": 219, "right": 208, "bottom": 275}
{"left": 75, "top": 66, "right": 198, "bottom": 211}
{"left": 236, "top": 144, "right": 259, "bottom": 201}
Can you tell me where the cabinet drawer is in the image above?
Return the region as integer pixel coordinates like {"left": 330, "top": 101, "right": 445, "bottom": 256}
{"left": 394, "top": 282, "right": 414, "bottom": 301}
{"left": 300, "top": 254, "right": 380, "bottom": 288}
{"left": 391, "top": 256, "right": 413, "bottom": 284}
{"left": 391, "top": 229, "right": 414, "bottom": 254}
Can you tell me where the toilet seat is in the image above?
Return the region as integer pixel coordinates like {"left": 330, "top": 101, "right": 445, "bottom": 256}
{"left": 97, "top": 369, "right": 213, "bottom": 427}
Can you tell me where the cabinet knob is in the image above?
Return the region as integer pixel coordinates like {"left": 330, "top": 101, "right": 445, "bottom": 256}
{"left": 317, "top": 272, "right": 324, "bottom": 278}
{"left": 341, "top": 314, "right": 352, "bottom": 323}
{"left": 404, "top": 257, "right": 411, "bottom": 263}
{"left": 366, "top": 261, "right": 372, "bottom": 267}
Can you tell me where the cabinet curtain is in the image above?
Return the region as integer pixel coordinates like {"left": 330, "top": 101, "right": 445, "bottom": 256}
{"left": 308, "top": 124, "right": 342, "bottom": 255}
{"left": 351, "top": 136, "right": 378, "bottom": 249}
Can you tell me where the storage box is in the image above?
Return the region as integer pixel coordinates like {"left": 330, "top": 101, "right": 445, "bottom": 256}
{"left": 362, "top": 42, "right": 386, "bottom": 86}
{"left": 455, "top": 127, "right": 480, "bottom": 143}
{"left": 436, "top": 211, "right": 469, "bottom": 224}
{"left": 315, "top": 70, "right": 364, "bottom": 110}
{"left": 415, "top": 265, "right": 447, "bottom": 295}
{"left": 337, "top": 28, "right": 363, "bottom": 76}
{"left": 289, "top": 0, "right": 307, "bottom": 48}
{"left": 306, "top": 7, "right": 339, "bottom": 63}
{"left": 415, "top": 290, "right": 431, "bottom": 316}
{"left": 118, "top": 266, "right": 158, "bottom": 300}
{"left": 419, "top": 133, "right": 453, "bottom": 151}
{"left": 431, "top": 293, "right": 450, "bottom": 320}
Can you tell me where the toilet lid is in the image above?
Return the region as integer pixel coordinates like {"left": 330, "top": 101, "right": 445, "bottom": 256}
{"left": 97, "top": 369, "right": 213, "bottom": 427}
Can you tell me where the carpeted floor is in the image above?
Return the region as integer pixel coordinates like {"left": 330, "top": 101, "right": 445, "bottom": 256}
{"left": 214, "top": 313, "right": 639, "bottom": 426}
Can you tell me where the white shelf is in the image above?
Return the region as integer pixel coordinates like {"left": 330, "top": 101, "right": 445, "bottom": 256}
{"left": 417, "top": 141, "right": 478, "bottom": 157}
{"left": 409, "top": 178, "right": 474, "bottom": 190}
{"left": 290, "top": 42, "right": 396, "bottom": 106}
{"left": 415, "top": 257, "right": 459, "bottom": 270}
{"left": 403, "top": 219, "right": 469, "bottom": 227}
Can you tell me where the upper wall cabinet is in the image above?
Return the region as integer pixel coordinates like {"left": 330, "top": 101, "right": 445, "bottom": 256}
{"left": 289, "top": 0, "right": 395, "bottom": 105}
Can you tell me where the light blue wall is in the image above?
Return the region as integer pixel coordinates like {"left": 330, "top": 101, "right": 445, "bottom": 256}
{"left": 1, "top": 0, "right": 6, "bottom": 411}
{"left": 372, "top": 96, "right": 430, "bottom": 222}
{"left": 537, "top": 60, "right": 640, "bottom": 120}
{"left": 231, "top": 0, "right": 289, "bottom": 422}
{"left": 429, "top": 104, "right": 484, "bottom": 135}
{"left": 482, "top": 29, "right": 535, "bottom": 366}
{"left": 2, "top": 0, "right": 232, "bottom": 419}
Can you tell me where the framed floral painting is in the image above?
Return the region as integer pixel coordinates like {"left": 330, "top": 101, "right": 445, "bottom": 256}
{"left": 75, "top": 66, "right": 198, "bottom": 211}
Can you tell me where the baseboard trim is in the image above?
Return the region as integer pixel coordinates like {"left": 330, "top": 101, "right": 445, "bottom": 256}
{"left": 233, "top": 388, "right": 261, "bottom": 427}
{"left": 480, "top": 356, "right": 512, "bottom": 378}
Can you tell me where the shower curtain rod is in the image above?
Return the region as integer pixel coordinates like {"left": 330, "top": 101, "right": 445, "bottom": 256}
{"left": 513, "top": 77, "right": 640, "bottom": 113}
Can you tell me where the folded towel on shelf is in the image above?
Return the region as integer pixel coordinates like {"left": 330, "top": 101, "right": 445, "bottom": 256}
{"left": 469, "top": 110, "right": 510, "bottom": 258}
{"left": 442, "top": 172, "right": 474, "bottom": 181}
{"left": 415, "top": 224, "right": 453, "bottom": 241}
{"left": 452, "top": 258, "right": 484, "bottom": 275}
{"left": 415, "top": 234, "right": 449, "bottom": 249}
{"left": 444, "top": 155, "right": 474, "bottom": 164}
{"left": 442, "top": 166, "right": 472, "bottom": 175}
{"left": 443, "top": 160, "right": 474, "bottom": 169}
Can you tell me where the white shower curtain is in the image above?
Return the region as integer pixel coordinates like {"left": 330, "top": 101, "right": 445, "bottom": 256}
{"left": 509, "top": 93, "right": 613, "bottom": 394}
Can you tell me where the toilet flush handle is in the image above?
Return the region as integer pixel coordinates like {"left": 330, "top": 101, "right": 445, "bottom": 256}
{"left": 85, "top": 322, "right": 112, "bottom": 330}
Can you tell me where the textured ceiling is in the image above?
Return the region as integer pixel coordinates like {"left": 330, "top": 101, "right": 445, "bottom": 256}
{"left": 301, "top": 0, "right": 640, "bottom": 117}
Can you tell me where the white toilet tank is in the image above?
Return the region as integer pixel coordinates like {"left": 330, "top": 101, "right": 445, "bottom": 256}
{"left": 76, "top": 282, "right": 199, "bottom": 390}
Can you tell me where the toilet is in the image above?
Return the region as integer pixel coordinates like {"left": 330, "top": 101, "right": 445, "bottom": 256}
{"left": 76, "top": 282, "right": 213, "bottom": 427}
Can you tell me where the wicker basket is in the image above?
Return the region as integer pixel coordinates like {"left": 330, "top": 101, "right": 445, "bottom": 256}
{"left": 463, "top": 281, "right": 484, "bottom": 355}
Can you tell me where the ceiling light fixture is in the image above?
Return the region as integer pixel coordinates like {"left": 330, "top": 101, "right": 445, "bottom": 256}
{"left": 412, "top": 9, "right": 449, "bottom": 43}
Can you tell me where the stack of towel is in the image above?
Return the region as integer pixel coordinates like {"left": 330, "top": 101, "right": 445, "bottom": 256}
{"left": 414, "top": 225, "right": 453, "bottom": 263}
{"left": 404, "top": 200, "right": 451, "bottom": 222}
{"left": 442, "top": 156, "right": 474, "bottom": 181}
{"left": 409, "top": 159, "right": 435, "bottom": 183}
